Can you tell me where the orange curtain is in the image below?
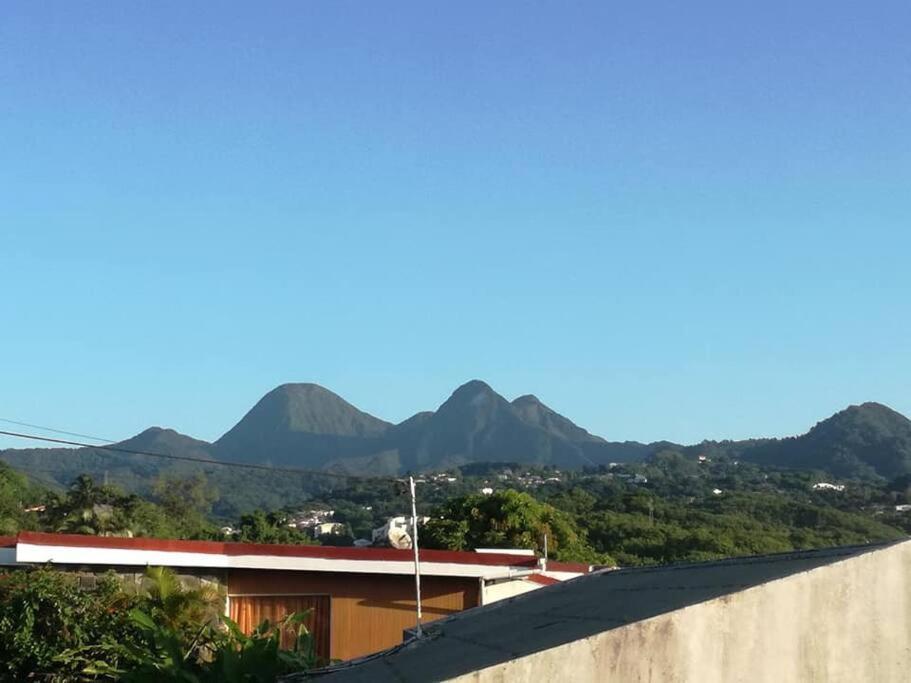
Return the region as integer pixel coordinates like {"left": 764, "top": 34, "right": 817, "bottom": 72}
{"left": 229, "top": 595, "right": 331, "bottom": 659}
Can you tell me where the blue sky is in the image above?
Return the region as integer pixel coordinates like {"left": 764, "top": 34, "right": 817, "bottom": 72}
{"left": 1, "top": 2, "right": 909, "bottom": 449}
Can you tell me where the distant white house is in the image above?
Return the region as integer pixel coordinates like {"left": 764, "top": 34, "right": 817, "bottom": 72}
{"left": 287, "top": 508, "right": 335, "bottom": 529}
{"left": 312, "top": 522, "right": 347, "bottom": 538}
{"left": 895, "top": 504, "right": 911, "bottom": 513}
{"left": 812, "top": 482, "right": 845, "bottom": 492}
{"left": 480, "top": 487, "right": 494, "bottom": 495}
{"left": 712, "top": 488, "right": 723, "bottom": 496}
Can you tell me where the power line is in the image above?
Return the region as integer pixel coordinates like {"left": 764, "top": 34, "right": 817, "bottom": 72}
{"left": 0, "top": 418, "right": 115, "bottom": 443}
{"left": 0, "top": 429, "right": 385, "bottom": 482}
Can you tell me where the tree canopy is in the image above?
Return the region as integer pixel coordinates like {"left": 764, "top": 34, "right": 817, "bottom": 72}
{"left": 422, "top": 489, "right": 610, "bottom": 564}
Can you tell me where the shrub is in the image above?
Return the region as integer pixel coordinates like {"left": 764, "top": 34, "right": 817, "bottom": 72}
{"left": 0, "top": 567, "right": 141, "bottom": 681}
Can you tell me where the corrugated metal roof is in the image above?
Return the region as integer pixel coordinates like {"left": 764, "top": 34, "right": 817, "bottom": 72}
{"left": 293, "top": 541, "right": 905, "bottom": 682}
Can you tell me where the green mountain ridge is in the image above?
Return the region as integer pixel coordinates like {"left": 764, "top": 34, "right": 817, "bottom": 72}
{"left": 740, "top": 402, "right": 911, "bottom": 480}
{"left": 2, "top": 384, "right": 909, "bottom": 495}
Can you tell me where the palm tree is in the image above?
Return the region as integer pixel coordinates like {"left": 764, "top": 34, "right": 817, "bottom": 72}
{"left": 136, "top": 566, "right": 223, "bottom": 634}
{"left": 49, "top": 476, "right": 134, "bottom": 537}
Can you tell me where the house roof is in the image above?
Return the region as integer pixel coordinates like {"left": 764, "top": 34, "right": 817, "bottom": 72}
{"left": 293, "top": 540, "right": 907, "bottom": 682}
{"left": 7, "top": 532, "right": 589, "bottom": 579}
{"left": 524, "top": 573, "right": 560, "bottom": 586}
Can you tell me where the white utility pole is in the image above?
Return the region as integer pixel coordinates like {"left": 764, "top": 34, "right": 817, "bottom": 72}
{"left": 409, "top": 475, "right": 423, "bottom": 638}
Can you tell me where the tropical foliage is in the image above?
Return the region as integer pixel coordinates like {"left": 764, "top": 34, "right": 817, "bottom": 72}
{"left": 419, "top": 457, "right": 907, "bottom": 566}
{"left": 0, "top": 566, "right": 320, "bottom": 682}
{"left": 0, "top": 451, "right": 908, "bottom": 570}
{"left": 0, "top": 568, "right": 140, "bottom": 681}
{"left": 232, "top": 510, "right": 318, "bottom": 546}
{"left": 422, "top": 489, "right": 606, "bottom": 563}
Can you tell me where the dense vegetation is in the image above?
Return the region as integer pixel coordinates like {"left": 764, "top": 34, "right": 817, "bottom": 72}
{"left": 0, "top": 449, "right": 908, "bottom": 679}
{"left": 0, "top": 462, "right": 43, "bottom": 535}
{"left": 422, "top": 489, "right": 607, "bottom": 564}
{"left": 0, "top": 566, "right": 320, "bottom": 682}
{"left": 0, "top": 464, "right": 320, "bottom": 545}
{"left": 416, "top": 455, "right": 908, "bottom": 565}
{"left": 1, "top": 447, "right": 909, "bottom": 568}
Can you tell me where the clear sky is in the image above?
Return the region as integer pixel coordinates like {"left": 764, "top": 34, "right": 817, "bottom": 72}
{"left": 1, "top": 2, "right": 909, "bottom": 450}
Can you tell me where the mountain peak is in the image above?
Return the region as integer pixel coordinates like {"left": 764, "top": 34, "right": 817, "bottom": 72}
{"left": 450, "top": 379, "right": 496, "bottom": 398}
{"left": 814, "top": 401, "right": 911, "bottom": 433}
{"left": 213, "top": 383, "right": 391, "bottom": 467}
{"left": 511, "top": 394, "right": 605, "bottom": 445}
{"left": 434, "top": 380, "right": 507, "bottom": 419}
{"left": 271, "top": 383, "right": 334, "bottom": 399}
{"left": 744, "top": 401, "right": 911, "bottom": 480}
{"left": 240, "top": 383, "right": 391, "bottom": 435}
{"left": 114, "top": 427, "right": 213, "bottom": 459}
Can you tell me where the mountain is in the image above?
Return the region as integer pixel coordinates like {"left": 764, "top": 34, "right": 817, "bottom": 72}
{"left": 0, "top": 427, "right": 214, "bottom": 494}
{"left": 511, "top": 394, "right": 605, "bottom": 444}
{"left": 117, "top": 427, "right": 213, "bottom": 461}
{"left": 2, "top": 384, "right": 910, "bottom": 494}
{"left": 392, "top": 380, "right": 598, "bottom": 472}
{"left": 214, "top": 383, "right": 392, "bottom": 468}
{"left": 738, "top": 402, "right": 911, "bottom": 480}
{"left": 508, "top": 393, "right": 655, "bottom": 465}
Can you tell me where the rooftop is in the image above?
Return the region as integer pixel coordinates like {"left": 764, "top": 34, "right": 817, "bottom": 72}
{"left": 295, "top": 540, "right": 906, "bottom": 682}
{"left": 2, "top": 531, "right": 589, "bottom": 579}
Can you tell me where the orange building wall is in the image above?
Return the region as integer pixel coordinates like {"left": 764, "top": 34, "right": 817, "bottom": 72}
{"left": 227, "top": 569, "right": 480, "bottom": 661}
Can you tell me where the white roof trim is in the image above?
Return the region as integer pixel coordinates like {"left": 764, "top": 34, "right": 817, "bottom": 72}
{"left": 14, "top": 542, "right": 573, "bottom": 580}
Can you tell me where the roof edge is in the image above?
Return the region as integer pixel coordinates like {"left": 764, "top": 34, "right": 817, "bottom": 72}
{"left": 13, "top": 531, "right": 578, "bottom": 570}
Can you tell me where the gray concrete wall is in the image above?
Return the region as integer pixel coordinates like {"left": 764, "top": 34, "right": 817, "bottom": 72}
{"left": 451, "top": 541, "right": 911, "bottom": 683}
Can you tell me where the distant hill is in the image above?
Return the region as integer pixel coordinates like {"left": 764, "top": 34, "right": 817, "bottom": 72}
{"left": 736, "top": 402, "right": 911, "bottom": 480}
{"left": 0, "top": 427, "right": 214, "bottom": 493}
{"left": 118, "top": 427, "right": 214, "bottom": 461}
{"left": 2, "top": 384, "right": 910, "bottom": 495}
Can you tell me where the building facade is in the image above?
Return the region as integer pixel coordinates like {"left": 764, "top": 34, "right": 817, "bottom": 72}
{"left": 0, "top": 531, "right": 588, "bottom": 661}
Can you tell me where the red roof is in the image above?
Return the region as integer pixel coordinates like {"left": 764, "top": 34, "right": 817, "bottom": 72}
{"left": 14, "top": 531, "right": 589, "bottom": 573}
{"left": 526, "top": 573, "right": 561, "bottom": 586}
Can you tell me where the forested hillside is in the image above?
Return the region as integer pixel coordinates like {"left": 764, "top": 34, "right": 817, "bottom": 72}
{"left": 2, "top": 451, "right": 907, "bottom": 569}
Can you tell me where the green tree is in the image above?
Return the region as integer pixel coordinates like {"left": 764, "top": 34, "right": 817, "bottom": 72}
{"left": 0, "top": 567, "right": 323, "bottom": 682}
{"left": 233, "top": 510, "right": 317, "bottom": 546}
{"left": 0, "top": 567, "right": 142, "bottom": 680}
{"left": 44, "top": 475, "right": 136, "bottom": 537}
{"left": 422, "top": 490, "right": 609, "bottom": 564}
{"left": 130, "top": 566, "right": 222, "bottom": 636}
{"left": 0, "top": 462, "right": 43, "bottom": 535}
{"left": 152, "top": 474, "right": 219, "bottom": 539}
